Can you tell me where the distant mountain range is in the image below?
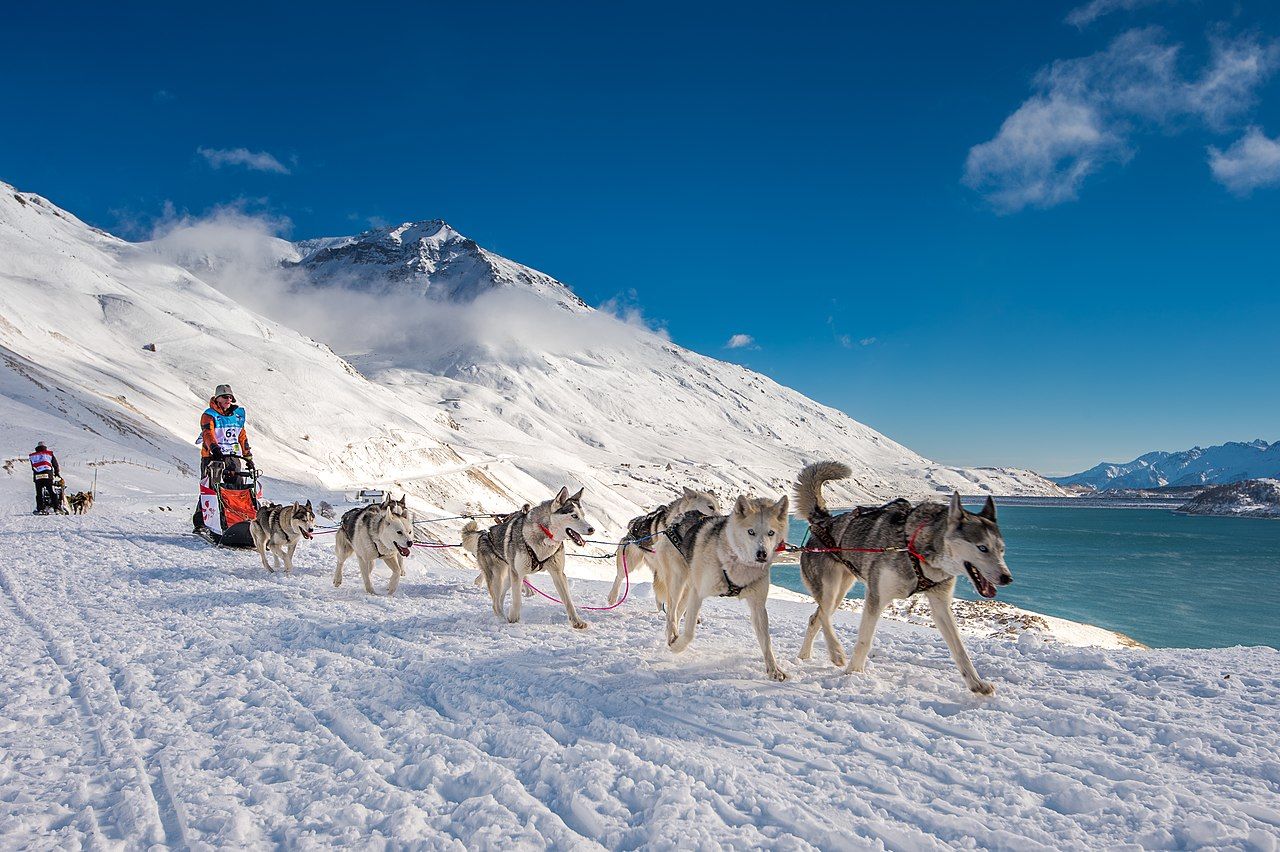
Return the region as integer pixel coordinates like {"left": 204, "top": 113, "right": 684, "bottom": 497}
{"left": 1052, "top": 440, "right": 1280, "bottom": 491}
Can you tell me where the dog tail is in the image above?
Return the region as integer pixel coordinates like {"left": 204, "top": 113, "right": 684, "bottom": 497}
{"left": 794, "top": 461, "right": 852, "bottom": 521}
{"left": 461, "top": 520, "right": 481, "bottom": 556}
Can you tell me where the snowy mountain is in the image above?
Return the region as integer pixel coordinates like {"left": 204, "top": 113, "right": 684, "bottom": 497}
{"left": 1053, "top": 440, "right": 1280, "bottom": 490}
{"left": 1177, "top": 478, "right": 1280, "bottom": 518}
{"left": 280, "top": 218, "right": 1064, "bottom": 508}
{"left": 292, "top": 220, "right": 589, "bottom": 311}
{"left": 2, "top": 179, "right": 1060, "bottom": 553}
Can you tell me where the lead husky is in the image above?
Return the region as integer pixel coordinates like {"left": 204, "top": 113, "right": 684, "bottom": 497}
{"left": 461, "top": 487, "right": 596, "bottom": 629}
{"left": 251, "top": 500, "right": 316, "bottom": 574}
{"left": 794, "top": 461, "right": 1013, "bottom": 695}
{"left": 656, "top": 494, "right": 791, "bottom": 681}
{"left": 608, "top": 486, "right": 721, "bottom": 607}
{"left": 333, "top": 498, "right": 416, "bottom": 595}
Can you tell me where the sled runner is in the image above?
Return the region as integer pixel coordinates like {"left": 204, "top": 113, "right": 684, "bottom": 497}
{"left": 196, "top": 454, "right": 262, "bottom": 547}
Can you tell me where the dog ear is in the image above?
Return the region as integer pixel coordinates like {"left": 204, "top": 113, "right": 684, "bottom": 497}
{"left": 948, "top": 492, "right": 964, "bottom": 527}
{"left": 569, "top": 487, "right": 584, "bottom": 504}
{"left": 773, "top": 495, "right": 789, "bottom": 520}
{"left": 306, "top": 500, "right": 312, "bottom": 509}
{"left": 734, "top": 495, "right": 750, "bottom": 516}
{"left": 682, "top": 485, "right": 696, "bottom": 499}
{"left": 980, "top": 496, "right": 996, "bottom": 521}
{"left": 553, "top": 486, "right": 569, "bottom": 507}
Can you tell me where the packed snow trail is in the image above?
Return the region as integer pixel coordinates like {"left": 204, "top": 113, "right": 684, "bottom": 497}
{"left": 1, "top": 504, "right": 1278, "bottom": 850}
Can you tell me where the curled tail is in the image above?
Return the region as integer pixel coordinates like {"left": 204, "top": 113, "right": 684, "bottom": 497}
{"left": 794, "top": 461, "right": 852, "bottom": 521}
{"left": 461, "top": 520, "right": 481, "bottom": 556}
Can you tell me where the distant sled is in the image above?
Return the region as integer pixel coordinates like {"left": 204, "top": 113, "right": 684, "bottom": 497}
{"left": 196, "top": 455, "right": 262, "bottom": 548}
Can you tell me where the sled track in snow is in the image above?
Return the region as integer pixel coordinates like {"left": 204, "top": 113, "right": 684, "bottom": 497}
{"left": 0, "top": 560, "right": 187, "bottom": 848}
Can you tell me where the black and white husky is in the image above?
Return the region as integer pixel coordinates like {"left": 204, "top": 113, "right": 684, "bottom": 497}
{"left": 794, "top": 461, "right": 1013, "bottom": 695}
{"left": 608, "top": 486, "right": 720, "bottom": 607}
{"left": 250, "top": 500, "right": 316, "bottom": 574}
{"left": 332, "top": 497, "right": 415, "bottom": 596}
{"left": 461, "top": 487, "right": 596, "bottom": 629}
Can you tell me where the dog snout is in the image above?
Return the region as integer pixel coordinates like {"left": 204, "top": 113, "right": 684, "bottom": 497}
{"left": 586, "top": 526, "right": 595, "bottom": 535}
{"left": 755, "top": 550, "right": 768, "bottom": 563}
{"left": 998, "top": 572, "right": 1013, "bottom": 586}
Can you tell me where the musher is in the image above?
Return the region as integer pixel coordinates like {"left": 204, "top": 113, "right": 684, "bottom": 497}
{"left": 193, "top": 384, "right": 253, "bottom": 533}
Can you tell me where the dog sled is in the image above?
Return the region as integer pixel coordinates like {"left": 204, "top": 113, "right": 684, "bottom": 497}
{"left": 195, "top": 454, "right": 262, "bottom": 548}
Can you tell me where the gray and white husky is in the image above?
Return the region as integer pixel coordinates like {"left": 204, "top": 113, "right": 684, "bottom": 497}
{"left": 251, "top": 500, "right": 316, "bottom": 574}
{"left": 608, "top": 486, "right": 721, "bottom": 607}
{"left": 794, "top": 461, "right": 1013, "bottom": 695}
{"left": 461, "top": 487, "right": 597, "bottom": 629}
{"left": 333, "top": 497, "right": 416, "bottom": 596}
{"left": 655, "top": 494, "right": 791, "bottom": 681}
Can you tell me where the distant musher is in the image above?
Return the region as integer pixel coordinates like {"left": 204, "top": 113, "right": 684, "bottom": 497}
{"left": 193, "top": 384, "right": 254, "bottom": 533}
{"left": 29, "top": 442, "right": 62, "bottom": 515}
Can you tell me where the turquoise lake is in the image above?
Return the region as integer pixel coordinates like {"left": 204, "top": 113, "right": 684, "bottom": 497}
{"left": 772, "top": 501, "right": 1280, "bottom": 649}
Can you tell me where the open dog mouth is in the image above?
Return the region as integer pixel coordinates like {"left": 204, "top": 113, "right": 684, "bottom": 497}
{"left": 965, "top": 561, "right": 997, "bottom": 598}
{"left": 302, "top": 530, "right": 313, "bottom": 540}
{"left": 566, "top": 528, "right": 586, "bottom": 547}
{"left": 396, "top": 543, "right": 412, "bottom": 557}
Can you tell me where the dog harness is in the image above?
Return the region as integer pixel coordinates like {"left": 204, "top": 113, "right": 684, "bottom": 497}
{"left": 482, "top": 509, "right": 560, "bottom": 574}
{"left": 806, "top": 501, "right": 941, "bottom": 596}
{"left": 625, "top": 506, "right": 667, "bottom": 552}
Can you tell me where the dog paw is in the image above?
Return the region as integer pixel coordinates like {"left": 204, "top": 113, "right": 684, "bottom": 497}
{"left": 970, "top": 680, "right": 996, "bottom": 696}
{"left": 768, "top": 668, "right": 789, "bottom": 682}
{"left": 830, "top": 653, "right": 847, "bottom": 667}
{"left": 571, "top": 620, "right": 588, "bottom": 630}
{"left": 508, "top": 615, "right": 521, "bottom": 624}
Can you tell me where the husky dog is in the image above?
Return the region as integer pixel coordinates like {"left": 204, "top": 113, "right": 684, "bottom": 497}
{"left": 608, "top": 486, "right": 721, "bottom": 607}
{"left": 333, "top": 498, "right": 416, "bottom": 595}
{"left": 251, "top": 500, "right": 316, "bottom": 574}
{"left": 656, "top": 494, "right": 791, "bottom": 681}
{"left": 461, "top": 487, "right": 596, "bottom": 629}
{"left": 68, "top": 491, "right": 95, "bottom": 515}
{"left": 794, "top": 461, "right": 1013, "bottom": 695}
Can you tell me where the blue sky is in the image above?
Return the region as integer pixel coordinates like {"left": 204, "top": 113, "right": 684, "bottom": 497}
{"left": 3, "top": 1, "right": 1278, "bottom": 474}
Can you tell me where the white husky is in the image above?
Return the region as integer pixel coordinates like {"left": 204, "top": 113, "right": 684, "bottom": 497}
{"left": 653, "top": 495, "right": 791, "bottom": 680}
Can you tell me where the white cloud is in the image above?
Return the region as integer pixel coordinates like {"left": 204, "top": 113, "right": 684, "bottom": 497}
{"left": 197, "top": 146, "right": 291, "bottom": 174}
{"left": 860, "top": 337, "right": 877, "bottom": 346}
{"left": 1066, "top": 0, "right": 1170, "bottom": 29}
{"left": 724, "top": 333, "right": 758, "bottom": 350}
{"left": 965, "top": 29, "right": 1278, "bottom": 212}
{"left": 1209, "top": 127, "right": 1280, "bottom": 194}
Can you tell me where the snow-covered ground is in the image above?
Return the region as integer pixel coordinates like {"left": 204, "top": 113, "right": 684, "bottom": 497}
{"left": 2, "top": 475, "right": 1278, "bottom": 849}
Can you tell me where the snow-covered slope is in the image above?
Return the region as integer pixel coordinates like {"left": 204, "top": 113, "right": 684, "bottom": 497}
{"left": 1055, "top": 439, "right": 1280, "bottom": 490}
{"left": 1178, "top": 478, "right": 1280, "bottom": 518}
{"left": 0, "top": 482, "right": 1275, "bottom": 849}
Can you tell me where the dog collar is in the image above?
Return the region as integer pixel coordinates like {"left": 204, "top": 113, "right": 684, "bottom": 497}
{"left": 537, "top": 522, "right": 555, "bottom": 541}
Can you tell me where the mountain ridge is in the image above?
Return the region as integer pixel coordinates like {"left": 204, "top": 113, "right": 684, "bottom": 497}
{"left": 1053, "top": 440, "right": 1280, "bottom": 490}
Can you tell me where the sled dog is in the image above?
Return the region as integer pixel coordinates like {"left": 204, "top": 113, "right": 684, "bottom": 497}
{"left": 68, "top": 491, "right": 95, "bottom": 515}
{"left": 609, "top": 486, "right": 721, "bottom": 607}
{"left": 251, "top": 500, "right": 316, "bottom": 574}
{"left": 793, "top": 461, "right": 1013, "bottom": 695}
{"left": 656, "top": 494, "right": 791, "bottom": 681}
{"left": 333, "top": 498, "right": 416, "bottom": 595}
{"left": 461, "top": 487, "right": 596, "bottom": 628}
